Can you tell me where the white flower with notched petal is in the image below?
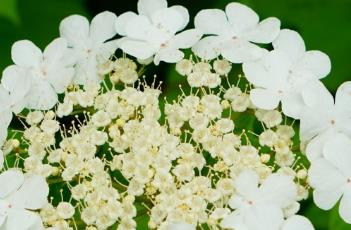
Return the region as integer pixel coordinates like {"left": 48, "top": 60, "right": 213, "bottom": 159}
{"left": 299, "top": 81, "right": 351, "bottom": 142}
{"left": 243, "top": 30, "right": 331, "bottom": 119}
{"left": 229, "top": 204, "right": 314, "bottom": 230}
{"left": 60, "top": 11, "right": 118, "bottom": 85}
{"left": 192, "top": 2, "right": 280, "bottom": 63}
{"left": 9, "top": 38, "right": 74, "bottom": 110}
{"left": 221, "top": 170, "right": 297, "bottom": 229}
{"left": 308, "top": 133, "right": 351, "bottom": 224}
{"left": 0, "top": 170, "right": 49, "bottom": 230}
{"left": 116, "top": 0, "right": 202, "bottom": 65}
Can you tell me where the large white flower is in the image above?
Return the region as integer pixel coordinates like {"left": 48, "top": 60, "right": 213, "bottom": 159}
{"left": 308, "top": 133, "right": 351, "bottom": 223}
{"left": 0, "top": 170, "right": 49, "bottom": 230}
{"left": 227, "top": 205, "right": 314, "bottom": 230}
{"left": 116, "top": 0, "right": 202, "bottom": 65}
{"left": 192, "top": 2, "right": 280, "bottom": 63}
{"left": 221, "top": 170, "right": 297, "bottom": 229}
{"left": 60, "top": 11, "right": 118, "bottom": 85}
{"left": 300, "top": 81, "right": 351, "bottom": 142}
{"left": 243, "top": 30, "right": 331, "bottom": 119}
{"left": 9, "top": 38, "right": 74, "bottom": 110}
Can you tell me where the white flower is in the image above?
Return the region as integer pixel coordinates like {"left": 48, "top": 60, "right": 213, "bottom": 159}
{"left": 59, "top": 11, "right": 118, "bottom": 85}
{"left": 192, "top": 2, "right": 280, "bottom": 63}
{"left": 221, "top": 170, "right": 297, "bottom": 229}
{"left": 9, "top": 38, "right": 74, "bottom": 110}
{"left": 308, "top": 133, "right": 351, "bottom": 223}
{"left": 222, "top": 204, "right": 314, "bottom": 230}
{"left": 243, "top": 29, "right": 331, "bottom": 119}
{"left": 0, "top": 169, "right": 49, "bottom": 230}
{"left": 300, "top": 81, "right": 351, "bottom": 142}
{"left": 116, "top": 0, "right": 202, "bottom": 65}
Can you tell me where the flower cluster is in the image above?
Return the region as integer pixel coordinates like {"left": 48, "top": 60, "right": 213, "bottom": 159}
{"left": 0, "top": 0, "right": 349, "bottom": 229}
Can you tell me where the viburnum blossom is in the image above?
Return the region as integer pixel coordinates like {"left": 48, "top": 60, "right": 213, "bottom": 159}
{"left": 221, "top": 170, "right": 297, "bottom": 229}
{"left": 192, "top": 2, "right": 280, "bottom": 63}
{"left": 300, "top": 81, "right": 351, "bottom": 141}
{"left": 59, "top": 11, "right": 118, "bottom": 85}
{"left": 8, "top": 38, "right": 74, "bottom": 110}
{"left": 308, "top": 133, "right": 351, "bottom": 223}
{"left": 0, "top": 0, "right": 350, "bottom": 229}
{"left": 0, "top": 170, "right": 49, "bottom": 230}
{"left": 116, "top": 0, "right": 202, "bottom": 65}
{"left": 243, "top": 30, "right": 331, "bottom": 119}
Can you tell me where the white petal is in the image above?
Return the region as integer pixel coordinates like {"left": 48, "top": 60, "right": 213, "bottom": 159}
{"left": 243, "top": 50, "right": 290, "bottom": 89}
{"left": 98, "top": 39, "right": 121, "bottom": 61}
{"left": 301, "top": 80, "right": 334, "bottom": 110}
{"left": 220, "top": 211, "right": 248, "bottom": 230}
{"left": 1, "top": 65, "right": 31, "bottom": 100}
{"left": 11, "top": 175, "right": 48, "bottom": 210}
{"left": 192, "top": 36, "right": 222, "bottom": 60}
{"left": 0, "top": 205, "right": 5, "bottom": 227}
{"left": 154, "top": 49, "right": 183, "bottom": 65}
{"left": 47, "top": 66, "right": 74, "bottom": 94}
{"left": 26, "top": 77, "right": 58, "bottom": 110}
{"left": 125, "top": 15, "right": 152, "bottom": 40}
{"left": 43, "top": 38, "right": 68, "bottom": 65}
{"left": 59, "top": 15, "right": 90, "bottom": 48}
{"left": 11, "top": 40, "right": 42, "bottom": 68}
{"left": 273, "top": 29, "right": 306, "bottom": 62}
{"left": 258, "top": 174, "right": 297, "bottom": 208}
{"left": 225, "top": 3, "right": 259, "bottom": 33}
{"left": 299, "top": 107, "right": 332, "bottom": 141}
{"left": 244, "top": 205, "right": 284, "bottom": 230}
{"left": 339, "top": 189, "right": 351, "bottom": 224}
{"left": 170, "top": 29, "right": 203, "bottom": 49}
{"left": 120, "top": 40, "right": 155, "bottom": 60}
{"left": 323, "top": 133, "right": 351, "bottom": 176}
{"left": 137, "top": 0, "right": 167, "bottom": 18}
{"left": 90, "top": 11, "right": 117, "bottom": 43}
{"left": 282, "top": 215, "right": 314, "bottom": 230}
{"left": 7, "top": 209, "right": 43, "bottom": 230}
{"left": 151, "top": 8, "right": 184, "bottom": 34}
{"left": 309, "top": 159, "right": 345, "bottom": 209}
{"left": 73, "top": 57, "right": 99, "bottom": 85}
{"left": 234, "top": 170, "right": 259, "bottom": 198}
{"left": 309, "top": 158, "right": 346, "bottom": 192}
{"left": 281, "top": 93, "right": 305, "bottom": 119}
{"left": 0, "top": 170, "right": 24, "bottom": 198}
{"left": 297, "top": 51, "right": 331, "bottom": 79}
{"left": 245, "top": 17, "right": 281, "bottom": 44}
{"left": 170, "top": 5, "right": 189, "bottom": 31}
{"left": 250, "top": 88, "right": 281, "bottom": 110}
{"left": 115, "top": 12, "right": 138, "bottom": 36}
{"left": 0, "top": 110, "right": 12, "bottom": 133}
{"left": 0, "top": 150, "right": 3, "bottom": 170}
{"left": 335, "top": 81, "right": 351, "bottom": 116}
{"left": 194, "top": 9, "right": 230, "bottom": 35}
{"left": 0, "top": 123, "right": 7, "bottom": 146}
{"left": 221, "top": 39, "right": 266, "bottom": 63}
{"left": 306, "top": 129, "right": 338, "bottom": 162}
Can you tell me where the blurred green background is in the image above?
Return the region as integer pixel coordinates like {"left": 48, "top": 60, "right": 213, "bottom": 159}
{"left": 1, "top": 0, "right": 351, "bottom": 229}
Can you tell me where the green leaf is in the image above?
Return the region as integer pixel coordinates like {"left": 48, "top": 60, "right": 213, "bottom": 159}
{"left": 329, "top": 204, "right": 351, "bottom": 230}
{"left": 0, "top": 0, "right": 20, "bottom": 24}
